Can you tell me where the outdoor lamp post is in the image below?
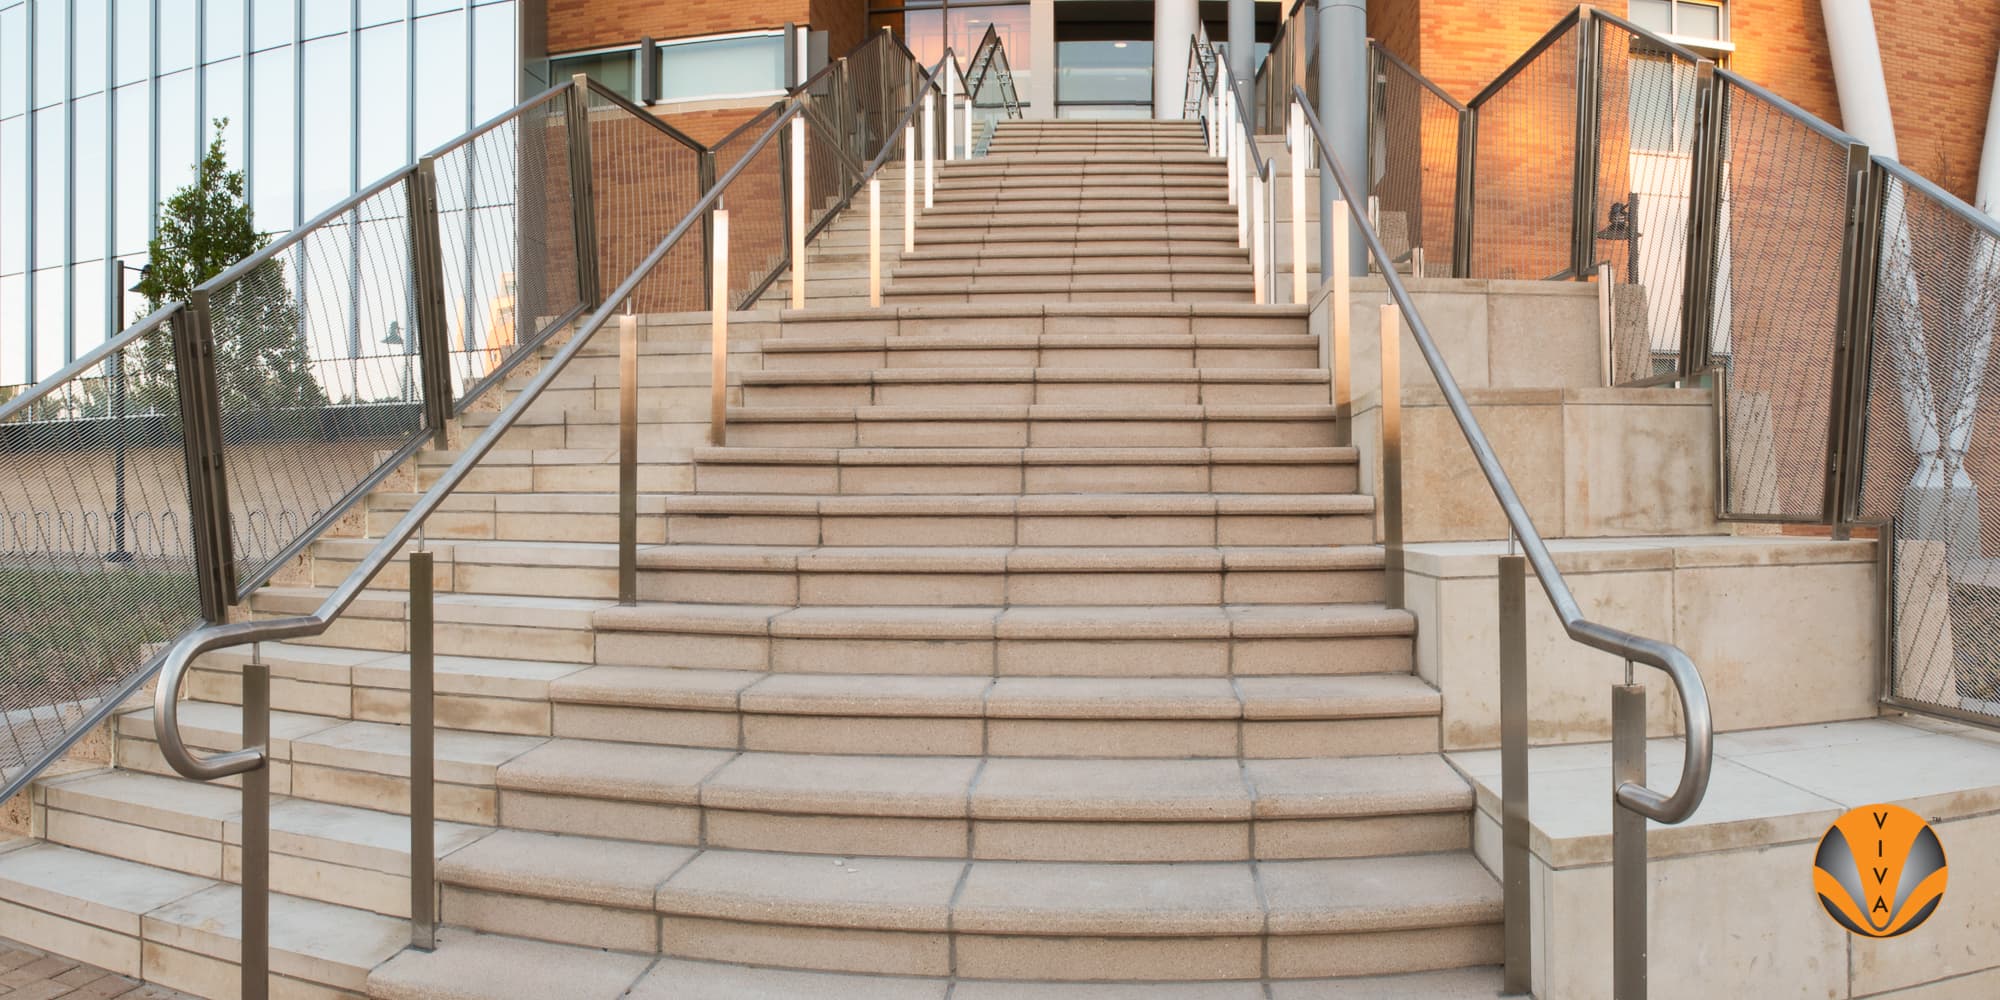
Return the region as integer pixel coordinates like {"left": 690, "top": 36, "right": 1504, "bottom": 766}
{"left": 383, "top": 321, "right": 412, "bottom": 405}
{"left": 107, "top": 262, "right": 151, "bottom": 563}
{"left": 1594, "top": 192, "right": 1640, "bottom": 283}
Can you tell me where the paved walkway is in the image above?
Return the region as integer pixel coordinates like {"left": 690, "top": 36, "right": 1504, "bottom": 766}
{"left": 0, "top": 941, "right": 196, "bottom": 1000}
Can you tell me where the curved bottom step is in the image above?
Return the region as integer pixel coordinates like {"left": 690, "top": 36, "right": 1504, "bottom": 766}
{"left": 368, "top": 930, "right": 1506, "bottom": 999}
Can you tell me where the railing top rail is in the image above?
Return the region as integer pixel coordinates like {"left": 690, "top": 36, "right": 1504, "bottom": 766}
{"left": 1591, "top": 8, "right": 1713, "bottom": 63}
{"left": 1197, "top": 35, "right": 1270, "bottom": 178}
{"left": 421, "top": 82, "right": 573, "bottom": 161}
{"left": 1293, "top": 84, "right": 1713, "bottom": 824}
{"left": 712, "top": 100, "right": 788, "bottom": 151}
{"left": 0, "top": 301, "right": 183, "bottom": 424}
{"left": 1876, "top": 154, "right": 2000, "bottom": 241}
{"left": 1370, "top": 41, "right": 1470, "bottom": 113}
{"left": 580, "top": 77, "right": 707, "bottom": 154}
{"left": 1467, "top": 7, "right": 1584, "bottom": 109}
{"left": 864, "top": 55, "right": 944, "bottom": 179}
{"left": 1714, "top": 65, "right": 1864, "bottom": 149}
{"left": 152, "top": 97, "right": 809, "bottom": 783}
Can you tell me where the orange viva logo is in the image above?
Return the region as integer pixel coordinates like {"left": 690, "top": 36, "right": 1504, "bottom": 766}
{"left": 1813, "top": 803, "right": 1948, "bottom": 938}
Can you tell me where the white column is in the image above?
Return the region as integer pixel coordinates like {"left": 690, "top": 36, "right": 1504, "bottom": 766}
{"left": 1819, "top": 0, "right": 1898, "bottom": 157}
{"left": 945, "top": 64, "right": 957, "bottom": 161}
{"left": 1154, "top": 0, "right": 1199, "bottom": 119}
{"left": 1979, "top": 50, "right": 2000, "bottom": 216}
{"left": 1029, "top": 0, "right": 1056, "bottom": 118}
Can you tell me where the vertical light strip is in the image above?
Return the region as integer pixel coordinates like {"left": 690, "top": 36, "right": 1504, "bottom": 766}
{"left": 790, "top": 114, "right": 805, "bottom": 309}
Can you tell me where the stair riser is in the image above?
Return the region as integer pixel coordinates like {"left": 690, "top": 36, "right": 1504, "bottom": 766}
{"left": 665, "top": 511, "right": 1375, "bottom": 548}
{"left": 365, "top": 508, "right": 664, "bottom": 545}
{"left": 741, "top": 382, "right": 1330, "bottom": 407}
{"left": 759, "top": 347, "right": 1315, "bottom": 371}
{"left": 726, "top": 417, "right": 1338, "bottom": 449}
{"left": 693, "top": 461, "right": 1358, "bottom": 495}
{"left": 186, "top": 663, "right": 556, "bottom": 737}
{"left": 243, "top": 604, "right": 599, "bottom": 664}
{"left": 886, "top": 274, "right": 1245, "bottom": 293}
{"left": 415, "top": 462, "right": 692, "bottom": 494}
{"left": 919, "top": 209, "right": 1237, "bottom": 226}
{"left": 642, "top": 565, "right": 1383, "bottom": 607}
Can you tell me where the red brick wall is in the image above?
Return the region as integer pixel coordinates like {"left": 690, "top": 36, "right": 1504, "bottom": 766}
{"left": 812, "top": 0, "right": 870, "bottom": 63}
{"left": 549, "top": 0, "right": 810, "bottom": 52}
{"left": 1727, "top": 0, "right": 1840, "bottom": 125}
{"left": 1875, "top": 0, "right": 2000, "bottom": 204}
{"left": 1413, "top": 0, "right": 1575, "bottom": 103}
{"left": 1369, "top": 0, "right": 1423, "bottom": 72}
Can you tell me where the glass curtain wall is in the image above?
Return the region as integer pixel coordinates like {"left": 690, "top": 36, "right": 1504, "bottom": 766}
{"left": 868, "top": 0, "right": 1031, "bottom": 111}
{"left": 0, "top": 0, "right": 525, "bottom": 386}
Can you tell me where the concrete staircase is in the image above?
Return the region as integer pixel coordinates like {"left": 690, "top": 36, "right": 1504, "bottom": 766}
{"left": 0, "top": 119, "right": 1503, "bottom": 998}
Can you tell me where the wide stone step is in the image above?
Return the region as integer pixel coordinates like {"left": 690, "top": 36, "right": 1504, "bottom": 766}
{"left": 758, "top": 331, "right": 1315, "bottom": 370}
{"left": 932, "top": 185, "right": 1229, "bottom": 204}
{"left": 689, "top": 445, "right": 1358, "bottom": 495}
{"left": 370, "top": 932, "right": 1508, "bottom": 998}
{"left": 411, "top": 447, "right": 695, "bottom": 494}
{"left": 883, "top": 275, "right": 1249, "bottom": 304}
{"left": 365, "top": 490, "right": 667, "bottom": 543}
{"left": 419, "top": 834, "right": 1502, "bottom": 980}
{"left": 591, "top": 601, "right": 1411, "bottom": 676}
{"left": 913, "top": 223, "right": 1240, "bottom": 247}
{"left": 246, "top": 585, "right": 609, "bottom": 663}
{"left": 890, "top": 258, "right": 1250, "bottom": 280}
{"left": 765, "top": 302, "right": 1308, "bottom": 340}
{"left": 638, "top": 543, "right": 1383, "bottom": 606}
{"left": 952, "top": 151, "right": 1222, "bottom": 167}
{"left": 661, "top": 492, "right": 1375, "bottom": 547}
{"left": 938, "top": 170, "right": 1227, "bottom": 190}
{"left": 0, "top": 840, "right": 406, "bottom": 998}
{"left": 723, "top": 403, "right": 1339, "bottom": 448}
{"left": 173, "top": 641, "right": 1436, "bottom": 759}
{"left": 738, "top": 367, "right": 1329, "bottom": 407}
{"left": 919, "top": 205, "right": 1235, "bottom": 223}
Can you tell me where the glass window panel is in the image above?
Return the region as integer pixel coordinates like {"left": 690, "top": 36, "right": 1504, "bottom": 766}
{"left": 71, "top": 259, "right": 104, "bottom": 354}
{"left": 204, "top": 57, "right": 245, "bottom": 173}
{"left": 113, "top": 0, "right": 150, "bottom": 85}
{"left": 2, "top": 4, "right": 24, "bottom": 116}
{"left": 206, "top": 0, "right": 244, "bottom": 59}
{"left": 34, "top": 267, "right": 64, "bottom": 378}
{"left": 251, "top": 0, "right": 292, "bottom": 51}
{"left": 300, "top": 34, "right": 351, "bottom": 216}
{"left": 900, "top": 10, "right": 943, "bottom": 68}
{"left": 113, "top": 80, "right": 150, "bottom": 256}
{"left": 250, "top": 48, "right": 293, "bottom": 231}
{"left": 657, "top": 34, "right": 784, "bottom": 102}
{"left": 1056, "top": 40, "right": 1151, "bottom": 104}
{"left": 0, "top": 273, "right": 22, "bottom": 384}
{"left": 34, "top": 0, "right": 65, "bottom": 107}
{"left": 1629, "top": 0, "right": 1672, "bottom": 33}
{"left": 157, "top": 69, "right": 199, "bottom": 194}
{"left": 73, "top": 0, "right": 106, "bottom": 96}
{"left": 356, "top": 22, "right": 407, "bottom": 181}
{"left": 302, "top": 0, "right": 346, "bottom": 40}
{"left": 159, "top": 0, "right": 195, "bottom": 72}
{"left": 1676, "top": 1, "right": 1722, "bottom": 39}
{"left": 550, "top": 49, "right": 634, "bottom": 100}
{"left": 472, "top": 2, "right": 516, "bottom": 119}
{"left": 359, "top": 0, "right": 403, "bottom": 28}
{"left": 73, "top": 92, "right": 105, "bottom": 261}
{"left": 0, "top": 115, "right": 22, "bottom": 274}
{"left": 414, "top": 11, "right": 467, "bottom": 152}
{"left": 33, "top": 107, "right": 63, "bottom": 266}
{"left": 416, "top": 0, "right": 460, "bottom": 14}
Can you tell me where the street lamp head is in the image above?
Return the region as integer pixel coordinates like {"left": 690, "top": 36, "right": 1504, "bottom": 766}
{"left": 382, "top": 321, "right": 404, "bottom": 347}
{"left": 126, "top": 263, "right": 152, "bottom": 293}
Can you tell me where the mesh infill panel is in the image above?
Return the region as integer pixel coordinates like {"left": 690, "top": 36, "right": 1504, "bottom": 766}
{"left": 711, "top": 105, "right": 792, "bottom": 310}
{"left": 435, "top": 91, "right": 581, "bottom": 406}
{"left": 208, "top": 178, "right": 431, "bottom": 593}
{"left": 1594, "top": 24, "right": 1699, "bottom": 384}
{"left": 1710, "top": 81, "right": 1851, "bottom": 520}
{"left": 584, "top": 88, "right": 706, "bottom": 315}
{"left": 1860, "top": 175, "right": 2000, "bottom": 715}
{"left": 1371, "top": 50, "right": 1460, "bottom": 277}
{"left": 1468, "top": 25, "right": 1579, "bottom": 281}
{"left": 0, "top": 317, "right": 203, "bottom": 788}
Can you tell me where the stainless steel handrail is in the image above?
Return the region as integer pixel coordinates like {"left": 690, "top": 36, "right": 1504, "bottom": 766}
{"left": 1295, "top": 85, "right": 1715, "bottom": 823}
{"left": 150, "top": 101, "right": 805, "bottom": 782}
{"left": 0, "top": 302, "right": 183, "bottom": 423}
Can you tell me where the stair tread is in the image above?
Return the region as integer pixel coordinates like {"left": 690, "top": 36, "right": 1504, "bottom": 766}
{"left": 758, "top": 332, "right": 1316, "bottom": 352}
{"left": 596, "top": 601, "right": 1413, "bottom": 639}
{"left": 660, "top": 492, "right": 1375, "bottom": 515}
{"left": 639, "top": 543, "right": 1384, "bottom": 573}
{"left": 693, "top": 446, "right": 1359, "bottom": 465}
{"left": 739, "top": 366, "right": 1328, "bottom": 384}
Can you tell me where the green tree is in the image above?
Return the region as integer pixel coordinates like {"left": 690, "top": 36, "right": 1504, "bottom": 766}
{"left": 132, "top": 120, "right": 326, "bottom": 417}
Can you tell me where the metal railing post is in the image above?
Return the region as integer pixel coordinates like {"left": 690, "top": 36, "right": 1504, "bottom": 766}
{"left": 923, "top": 88, "right": 936, "bottom": 208}
{"left": 565, "top": 75, "right": 601, "bottom": 308}
{"left": 407, "top": 551, "right": 436, "bottom": 950}
{"left": 1331, "top": 199, "right": 1353, "bottom": 444}
{"left": 1453, "top": 107, "right": 1477, "bottom": 277}
{"left": 1379, "top": 302, "right": 1404, "bottom": 609}
{"left": 618, "top": 309, "right": 639, "bottom": 604}
{"left": 711, "top": 209, "right": 731, "bottom": 446}
{"left": 945, "top": 55, "right": 957, "bottom": 161}
{"left": 791, "top": 116, "right": 808, "bottom": 310}
{"left": 1828, "top": 145, "right": 1882, "bottom": 530}
{"left": 240, "top": 651, "right": 270, "bottom": 1000}
{"left": 904, "top": 120, "right": 917, "bottom": 253}
{"left": 1677, "top": 61, "right": 1723, "bottom": 375}
{"left": 698, "top": 151, "right": 718, "bottom": 310}
{"left": 175, "top": 292, "right": 237, "bottom": 618}
{"left": 1292, "top": 101, "right": 1310, "bottom": 304}
{"left": 1569, "top": 9, "right": 1604, "bottom": 281}
{"left": 409, "top": 160, "right": 454, "bottom": 440}
{"left": 869, "top": 177, "right": 883, "bottom": 307}
{"left": 1612, "top": 676, "right": 1648, "bottom": 1000}
{"left": 1499, "top": 551, "right": 1532, "bottom": 995}
{"left": 1253, "top": 172, "right": 1268, "bottom": 302}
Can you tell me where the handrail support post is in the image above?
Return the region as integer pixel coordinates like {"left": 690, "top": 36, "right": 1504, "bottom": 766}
{"left": 410, "top": 159, "right": 455, "bottom": 438}
{"left": 240, "top": 656, "right": 270, "bottom": 999}
{"left": 1331, "top": 199, "right": 1352, "bottom": 445}
{"left": 619, "top": 310, "right": 639, "bottom": 604}
{"left": 176, "top": 292, "right": 238, "bottom": 618}
{"left": 791, "top": 117, "right": 808, "bottom": 310}
{"left": 1379, "top": 303, "right": 1404, "bottom": 609}
{"left": 712, "top": 210, "right": 732, "bottom": 447}
{"left": 1291, "top": 101, "right": 1309, "bottom": 305}
{"left": 1500, "top": 553, "right": 1532, "bottom": 995}
{"left": 408, "top": 552, "right": 437, "bottom": 950}
{"left": 1612, "top": 680, "right": 1649, "bottom": 1000}
{"left": 869, "top": 178, "right": 883, "bottom": 307}
{"left": 565, "top": 75, "right": 601, "bottom": 309}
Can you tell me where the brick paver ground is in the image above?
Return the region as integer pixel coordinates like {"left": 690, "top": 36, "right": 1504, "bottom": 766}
{"left": 0, "top": 940, "right": 198, "bottom": 999}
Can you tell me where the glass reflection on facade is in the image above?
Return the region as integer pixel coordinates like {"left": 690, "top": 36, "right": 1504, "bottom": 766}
{"left": 0, "top": 0, "right": 526, "bottom": 386}
{"left": 869, "top": 2, "right": 1031, "bottom": 112}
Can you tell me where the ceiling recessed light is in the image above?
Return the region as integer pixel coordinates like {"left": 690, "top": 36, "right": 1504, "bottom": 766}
{"left": 1113, "top": 41, "right": 1128, "bottom": 48}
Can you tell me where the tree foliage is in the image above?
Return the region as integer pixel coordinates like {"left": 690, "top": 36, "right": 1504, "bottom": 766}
{"left": 132, "top": 120, "right": 327, "bottom": 416}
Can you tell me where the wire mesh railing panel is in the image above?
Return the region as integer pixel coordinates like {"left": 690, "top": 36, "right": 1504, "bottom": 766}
{"left": 1468, "top": 25, "right": 1579, "bottom": 281}
{"left": 803, "top": 98, "right": 862, "bottom": 246}
{"left": 583, "top": 88, "right": 707, "bottom": 315}
{"left": 0, "top": 316, "right": 203, "bottom": 791}
{"left": 712, "top": 105, "right": 794, "bottom": 310}
{"left": 1257, "top": 0, "right": 1313, "bottom": 133}
{"left": 1593, "top": 23, "right": 1701, "bottom": 383}
{"left": 1709, "top": 82, "right": 1852, "bottom": 520}
{"left": 1860, "top": 173, "right": 2000, "bottom": 715}
{"left": 207, "top": 177, "right": 431, "bottom": 594}
{"left": 434, "top": 91, "right": 582, "bottom": 406}
{"left": 1371, "top": 47, "right": 1460, "bottom": 277}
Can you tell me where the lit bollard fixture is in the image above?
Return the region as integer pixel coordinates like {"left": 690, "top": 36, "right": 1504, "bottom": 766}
{"left": 924, "top": 90, "right": 936, "bottom": 209}
{"left": 1331, "top": 199, "right": 1352, "bottom": 443}
{"left": 869, "top": 178, "right": 883, "bottom": 307}
{"left": 1252, "top": 172, "right": 1268, "bottom": 303}
{"left": 904, "top": 121, "right": 917, "bottom": 253}
{"left": 1379, "top": 303, "right": 1403, "bottom": 610}
{"left": 945, "top": 62, "right": 957, "bottom": 162}
{"left": 712, "top": 209, "right": 731, "bottom": 446}
{"left": 790, "top": 118, "right": 807, "bottom": 310}
{"left": 618, "top": 307, "right": 639, "bottom": 604}
{"left": 1291, "top": 102, "right": 1309, "bottom": 305}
